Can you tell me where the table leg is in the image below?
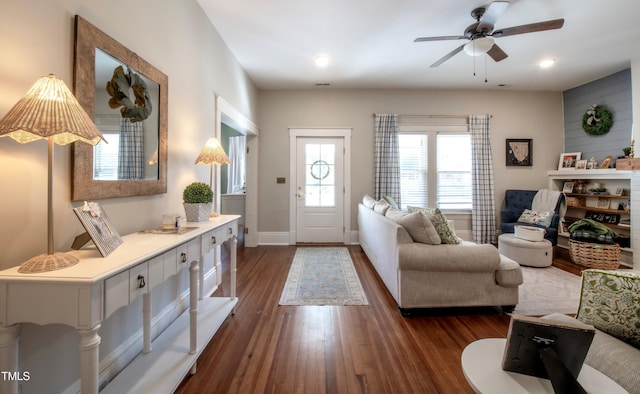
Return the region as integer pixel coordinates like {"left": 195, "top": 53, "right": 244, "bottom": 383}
{"left": 0, "top": 324, "right": 20, "bottom": 394}
{"left": 78, "top": 325, "right": 101, "bottom": 394}
{"left": 230, "top": 235, "right": 237, "bottom": 313}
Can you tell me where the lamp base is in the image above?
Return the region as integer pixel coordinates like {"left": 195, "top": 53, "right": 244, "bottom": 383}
{"left": 18, "top": 252, "right": 79, "bottom": 274}
{"left": 210, "top": 211, "right": 220, "bottom": 218}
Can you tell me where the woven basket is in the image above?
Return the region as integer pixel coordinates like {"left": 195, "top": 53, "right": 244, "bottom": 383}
{"left": 568, "top": 239, "right": 620, "bottom": 270}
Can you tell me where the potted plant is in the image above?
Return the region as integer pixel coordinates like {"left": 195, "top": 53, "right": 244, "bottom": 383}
{"left": 183, "top": 182, "right": 213, "bottom": 222}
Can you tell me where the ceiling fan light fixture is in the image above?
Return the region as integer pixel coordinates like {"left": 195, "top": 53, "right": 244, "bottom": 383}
{"left": 463, "top": 37, "right": 495, "bottom": 56}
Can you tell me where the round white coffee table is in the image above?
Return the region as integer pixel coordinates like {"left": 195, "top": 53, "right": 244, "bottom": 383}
{"left": 461, "top": 338, "right": 626, "bottom": 393}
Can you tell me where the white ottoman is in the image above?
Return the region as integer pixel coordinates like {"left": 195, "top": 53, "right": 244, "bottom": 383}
{"left": 498, "top": 233, "right": 553, "bottom": 267}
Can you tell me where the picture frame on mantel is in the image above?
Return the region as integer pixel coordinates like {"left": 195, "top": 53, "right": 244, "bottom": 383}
{"left": 506, "top": 139, "right": 532, "bottom": 166}
{"left": 558, "top": 152, "right": 581, "bottom": 170}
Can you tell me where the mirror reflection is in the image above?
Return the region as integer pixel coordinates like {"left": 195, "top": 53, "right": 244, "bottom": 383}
{"left": 93, "top": 48, "right": 159, "bottom": 181}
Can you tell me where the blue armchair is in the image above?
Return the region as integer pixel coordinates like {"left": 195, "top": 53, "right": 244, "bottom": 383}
{"left": 500, "top": 189, "right": 563, "bottom": 245}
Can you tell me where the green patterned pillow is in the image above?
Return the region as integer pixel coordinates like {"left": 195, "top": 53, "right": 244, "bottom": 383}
{"left": 407, "top": 206, "right": 461, "bottom": 244}
{"left": 577, "top": 269, "right": 640, "bottom": 348}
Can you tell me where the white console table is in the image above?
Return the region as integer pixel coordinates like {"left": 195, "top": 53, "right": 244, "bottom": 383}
{"left": 0, "top": 215, "right": 239, "bottom": 394}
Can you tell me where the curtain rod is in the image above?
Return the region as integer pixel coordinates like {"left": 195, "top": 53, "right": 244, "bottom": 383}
{"left": 371, "top": 113, "right": 492, "bottom": 118}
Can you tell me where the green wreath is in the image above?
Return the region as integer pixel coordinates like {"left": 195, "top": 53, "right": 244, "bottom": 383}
{"left": 106, "top": 65, "right": 152, "bottom": 123}
{"left": 582, "top": 104, "right": 613, "bottom": 135}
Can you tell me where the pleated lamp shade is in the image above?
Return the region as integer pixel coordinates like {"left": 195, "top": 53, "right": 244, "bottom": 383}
{"left": 194, "top": 137, "right": 232, "bottom": 166}
{"left": 0, "top": 74, "right": 105, "bottom": 273}
{"left": 0, "top": 74, "right": 104, "bottom": 145}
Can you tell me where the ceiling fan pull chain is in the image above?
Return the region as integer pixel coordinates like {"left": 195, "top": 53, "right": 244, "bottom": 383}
{"left": 485, "top": 54, "right": 488, "bottom": 83}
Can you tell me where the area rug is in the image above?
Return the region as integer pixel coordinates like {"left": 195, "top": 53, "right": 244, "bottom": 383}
{"left": 279, "top": 247, "right": 369, "bottom": 306}
{"left": 513, "top": 266, "right": 583, "bottom": 316}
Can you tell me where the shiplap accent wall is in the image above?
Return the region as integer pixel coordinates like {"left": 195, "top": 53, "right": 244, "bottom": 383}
{"left": 563, "top": 69, "right": 632, "bottom": 164}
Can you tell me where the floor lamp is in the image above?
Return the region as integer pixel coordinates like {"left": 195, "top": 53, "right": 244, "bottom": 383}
{"left": 194, "top": 137, "right": 231, "bottom": 216}
{"left": 0, "top": 74, "right": 105, "bottom": 273}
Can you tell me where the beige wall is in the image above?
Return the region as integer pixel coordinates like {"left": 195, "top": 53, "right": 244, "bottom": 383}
{"left": 0, "top": 1, "right": 257, "bottom": 392}
{"left": 257, "top": 88, "right": 564, "bottom": 234}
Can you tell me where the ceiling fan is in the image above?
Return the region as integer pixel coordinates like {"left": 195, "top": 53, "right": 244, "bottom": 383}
{"left": 414, "top": 1, "right": 564, "bottom": 68}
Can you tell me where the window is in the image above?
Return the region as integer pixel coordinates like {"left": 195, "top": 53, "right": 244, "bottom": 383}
{"left": 93, "top": 132, "right": 120, "bottom": 180}
{"left": 399, "top": 132, "right": 472, "bottom": 210}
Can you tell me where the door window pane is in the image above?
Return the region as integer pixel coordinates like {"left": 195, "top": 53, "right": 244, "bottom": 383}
{"left": 305, "top": 143, "right": 335, "bottom": 207}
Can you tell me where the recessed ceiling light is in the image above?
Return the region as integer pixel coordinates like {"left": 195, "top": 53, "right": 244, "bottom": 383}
{"left": 538, "top": 59, "right": 556, "bottom": 68}
{"left": 314, "top": 55, "right": 330, "bottom": 67}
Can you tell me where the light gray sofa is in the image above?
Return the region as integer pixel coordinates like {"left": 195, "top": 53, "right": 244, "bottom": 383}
{"left": 358, "top": 201, "right": 523, "bottom": 314}
{"left": 542, "top": 269, "right": 640, "bottom": 393}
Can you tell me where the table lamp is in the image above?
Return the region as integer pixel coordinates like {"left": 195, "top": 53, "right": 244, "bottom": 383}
{"left": 0, "top": 74, "right": 105, "bottom": 273}
{"left": 194, "top": 137, "right": 231, "bottom": 216}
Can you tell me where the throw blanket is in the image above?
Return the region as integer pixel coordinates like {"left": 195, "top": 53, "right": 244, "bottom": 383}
{"left": 532, "top": 189, "right": 565, "bottom": 217}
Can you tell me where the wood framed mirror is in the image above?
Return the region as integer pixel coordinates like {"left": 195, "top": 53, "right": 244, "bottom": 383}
{"left": 72, "top": 15, "right": 167, "bottom": 200}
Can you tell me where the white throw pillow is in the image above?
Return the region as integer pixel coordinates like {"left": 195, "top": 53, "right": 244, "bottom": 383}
{"left": 518, "top": 209, "right": 554, "bottom": 227}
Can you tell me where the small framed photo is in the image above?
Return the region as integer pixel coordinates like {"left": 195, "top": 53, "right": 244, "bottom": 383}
{"left": 563, "top": 181, "right": 575, "bottom": 193}
{"left": 575, "top": 159, "right": 587, "bottom": 170}
{"left": 506, "top": 138, "right": 532, "bottom": 166}
{"left": 558, "top": 152, "right": 581, "bottom": 170}
{"left": 596, "top": 198, "right": 610, "bottom": 209}
{"left": 614, "top": 187, "right": 624, "bottom": 196}
{"left": 73, "top": 202, "right": 123, "bottom": 257}
{"left": 600, "top": 155, "right": 613, "bottom": 169}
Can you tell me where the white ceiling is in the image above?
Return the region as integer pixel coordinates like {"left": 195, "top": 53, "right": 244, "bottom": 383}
{"left": 198, "top": 0, "right": 640, "bottom": 91}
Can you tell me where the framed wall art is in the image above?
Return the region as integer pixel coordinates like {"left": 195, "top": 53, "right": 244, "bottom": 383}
{"left": 558, "top": 152, "right": 581, "bottom": 170}
{"left": 73, "top": 201, "right": 123, "bottom": 257}
{"left": 506, "top": 139, "right": 532, "bottom": 166}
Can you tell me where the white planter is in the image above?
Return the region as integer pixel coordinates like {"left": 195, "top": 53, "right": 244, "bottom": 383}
{"left": 183, "top": 202, "right": 212, "bottom": 222}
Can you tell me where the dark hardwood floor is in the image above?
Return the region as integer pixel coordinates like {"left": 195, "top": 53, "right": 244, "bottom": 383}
{"left": 175, "top": 244, "right": 581, "bottom": 393}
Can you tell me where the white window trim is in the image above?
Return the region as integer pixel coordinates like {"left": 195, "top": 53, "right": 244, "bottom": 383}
{"left": 398, "top": 124, "right": 472, "bottom": 212}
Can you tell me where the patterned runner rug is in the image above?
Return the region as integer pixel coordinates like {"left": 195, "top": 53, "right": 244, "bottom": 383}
{"left": 279, "top": 247, "right": 369, "bottom": 306}
{"left": 513, "top": 266, "right": 583, "bottom": 316}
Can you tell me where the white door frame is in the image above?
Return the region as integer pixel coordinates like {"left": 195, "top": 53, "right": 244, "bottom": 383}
{"left": 289, "top": 128, "right": 351, "bottom": 244}
{"left": 217, "top": 96, "right": 259, "bottom": 247}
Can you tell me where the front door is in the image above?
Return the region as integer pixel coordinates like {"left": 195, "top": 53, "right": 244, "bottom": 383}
{"left": 295, "top": 137, "right": 344, "bottom": 243}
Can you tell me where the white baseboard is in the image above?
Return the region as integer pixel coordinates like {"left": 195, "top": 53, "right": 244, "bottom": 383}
{"left": 257, "top": 229, "right": 472, "bottom": 245}
{"left": 258, "top": 231, "right": 361, "bottom": 245}
{"left": 258, "top": 232, "right": 290, "bottom": 245}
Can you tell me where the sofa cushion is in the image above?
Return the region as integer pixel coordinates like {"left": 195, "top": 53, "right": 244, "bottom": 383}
{"left": 398, "top": 241, "right": 500, "bottom": 272}
{"left": 407, "top": 206, "right": 461, "bottom": 244}
{"left": 386, "top": 209, "right": 441, "bottom": 245}
{"left": 517, "top": 209, "right": 554, "bottom": 227}
{"left": 577, "top": 269, "right": 640, "bottom": 348}
{"left": 362, "top": 194, "right": 376, "bottom": 209}
{"left": 373, "top": 199, "right": 391, "bottom": 214}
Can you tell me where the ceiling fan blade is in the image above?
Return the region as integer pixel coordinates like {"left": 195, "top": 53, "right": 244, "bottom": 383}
{"left": 491, "top": 18, "right": 564, "bottom": 38}
{"left": 414, "top": 35, "right": 466, "bottom": 43}
{"left": 486, "top": 43, "right": 508, "bottom": 62}
{"left": 430, "top": 44, "right": 465, "bottom": 68}
{"left": 477, "top": 1, "right": 510, "bottom": 32}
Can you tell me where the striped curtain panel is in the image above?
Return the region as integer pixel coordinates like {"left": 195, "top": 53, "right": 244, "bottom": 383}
{"left": 118, "top": 118, "right": 144, "bottom": 179}
{"left": 470, "top": 114, "right": 496, "bottom": 244}
{"left": 374, "top": 114, "right": 401, "bottom": 205}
